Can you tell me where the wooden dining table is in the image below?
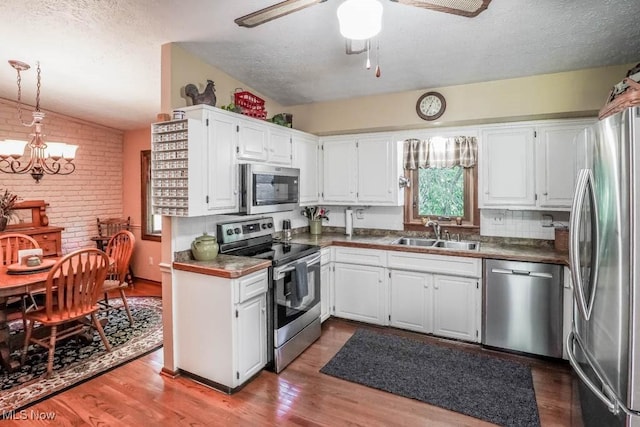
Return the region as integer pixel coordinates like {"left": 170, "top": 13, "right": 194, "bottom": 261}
{"left": 0, "top": 263, "right": 53, "bottom": 371}
{"left": 0, "top": 255, "right": 114, "bottom": 372}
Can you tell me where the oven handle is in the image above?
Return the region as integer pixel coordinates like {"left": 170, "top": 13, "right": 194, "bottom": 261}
{"left": 273, "top": 253, "right": 321, "bottom": 278}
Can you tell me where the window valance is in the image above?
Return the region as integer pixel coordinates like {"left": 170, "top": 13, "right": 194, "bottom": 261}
{"left": 403, "top": 136, "right": 478, "bottom": 169}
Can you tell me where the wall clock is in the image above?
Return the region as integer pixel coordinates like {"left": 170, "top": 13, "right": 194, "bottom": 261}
{"left": 416, "top": 91, "right": 446, "bottom": 121}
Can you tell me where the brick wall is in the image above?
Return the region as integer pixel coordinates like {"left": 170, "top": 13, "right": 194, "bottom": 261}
{"left": 0, "top": 98, "right": 124, "bottom": 253}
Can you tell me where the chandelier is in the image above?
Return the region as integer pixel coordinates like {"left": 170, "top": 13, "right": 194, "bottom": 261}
{"left": 0, "top": 60, "right": 78, "bottom": 183}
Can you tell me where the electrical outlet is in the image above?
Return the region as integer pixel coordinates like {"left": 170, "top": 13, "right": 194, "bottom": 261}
{"left": 492, "top": 213, "right": 505, "bottom": 225}
{"left": 148, "top": 256, "right": 154, "bottom": 265}
{"left": 356, "top": 209, "right": 365, "bottom": 220}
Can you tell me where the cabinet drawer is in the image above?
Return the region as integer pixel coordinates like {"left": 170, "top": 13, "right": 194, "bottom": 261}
{"left": 235, "top": 269, "right": 268, "bottom": 303}
{"left": 333, "top": 247, "right": 386, "bottom": 267}
{"left": 388, "top": 251, "right": 481, "bottom": 278}
{"left": 33, "top": 233, "right": 61, "bottom": 257}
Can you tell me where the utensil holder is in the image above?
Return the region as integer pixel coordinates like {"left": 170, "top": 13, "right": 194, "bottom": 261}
{"left": 309, "top": 219, "right": 322, "bottom": 235}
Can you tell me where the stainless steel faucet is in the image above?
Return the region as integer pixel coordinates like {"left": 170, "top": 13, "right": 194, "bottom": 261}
{"left": 425, "top": 219, "right": 441, "bottom": 240}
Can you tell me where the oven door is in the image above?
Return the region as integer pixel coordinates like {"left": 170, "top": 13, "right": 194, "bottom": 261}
{"left": 272, "top": 252, "right": 321, "bottom": 346}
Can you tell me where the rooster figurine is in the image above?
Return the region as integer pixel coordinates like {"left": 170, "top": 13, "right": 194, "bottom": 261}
{"left": 185, "top": 80, "right": 217, "bottom": 106}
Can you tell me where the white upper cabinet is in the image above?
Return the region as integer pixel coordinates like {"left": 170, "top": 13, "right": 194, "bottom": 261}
{"left": 293, "top": 131, "right": 320, "bottom": 205}
{"left": 536, "top": 123, "right": 593, "bottom": 209}
{"left": 321, "top": 133, "right": 403, "bottom": 206}
{"left": 322, "top": 137, "right": 358, "bottom": 203}
{"left": 479, "top": 119, "right": 594, "bottom": 210}
{"left": 357, "top": 135, "right": 401, "bottom": 204}
{"left": 480, "top": 126, "right": 536, "bottom": 208}
{"left": 268, "top": 127, "right": 293, "bottom": 165}
{"left": 236, "top": 116, "right": 293, "bottom": 166}
{"left": 237, "top": 119, "right": 268, "bottom": 162}
{"left": 205, "top": 111, "right": 239, "bottom": 213}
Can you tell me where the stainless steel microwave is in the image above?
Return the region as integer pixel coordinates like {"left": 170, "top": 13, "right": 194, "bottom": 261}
{"left": 239, "top": 164, "right": 300, "bottom": 214}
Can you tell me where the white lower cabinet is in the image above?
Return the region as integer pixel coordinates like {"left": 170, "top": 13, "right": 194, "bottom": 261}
{"left": 320, "top": 248, "right": 332, "bottom": 322}
{"left": 334, "top": 263, "right": 388, "bottom": 325}
{"left": 173, "top": 269, "right": 268, "bottom": 392}
{"left": 432, "top": 274, "right": 479, "bottom": 341}
{"left": 389, "top": 270, "right": 433, "bottom": 334}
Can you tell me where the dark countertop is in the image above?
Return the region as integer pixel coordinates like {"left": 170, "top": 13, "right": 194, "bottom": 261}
{"left": 173, "top": 254, "right": 271, "bottom": 279}
{"left": 286, "top": 232, "right": 569, "bottom": 266}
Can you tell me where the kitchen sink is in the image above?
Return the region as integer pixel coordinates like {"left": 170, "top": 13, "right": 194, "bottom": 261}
{"left": 392, "top": 237, "right": 437, "bottom": 247}
{"left": 392, "top": 237, "right": 479, "bottom": 251}
{"left": 432, "top": 240, "right": 479, "bottom": 251}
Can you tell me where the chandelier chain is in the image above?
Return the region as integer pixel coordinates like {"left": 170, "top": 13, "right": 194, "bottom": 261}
{"left": 35, "top": 62, "right": 41, "bottom": 112}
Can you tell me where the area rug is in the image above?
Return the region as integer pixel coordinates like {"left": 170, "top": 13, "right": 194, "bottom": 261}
{"left": 0, "top": 296, "right": 163, "bottom": 414}
{"left": 320, "top": 329, "right": 540, "bottom": 427}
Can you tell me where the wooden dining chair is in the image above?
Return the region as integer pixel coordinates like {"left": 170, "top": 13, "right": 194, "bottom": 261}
{"left": 94, "top": 217, "right": 134, "bottom": 285}
{"left": 0, "top": 233, "right": 41, "bottom": 330}
{"left": 21, "top": 248, "right": 111, "bottom": 378}
{"left": 101, "top": 230, "right": 136, "bottom": 325}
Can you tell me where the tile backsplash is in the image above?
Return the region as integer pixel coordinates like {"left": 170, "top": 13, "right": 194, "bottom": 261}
{"left": 480, "top": 209, "right": 570, "bottom": 240}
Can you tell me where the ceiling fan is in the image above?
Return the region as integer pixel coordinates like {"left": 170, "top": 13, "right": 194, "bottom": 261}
{"left": 235, "top": 0, "right": 492, "bottom": 28}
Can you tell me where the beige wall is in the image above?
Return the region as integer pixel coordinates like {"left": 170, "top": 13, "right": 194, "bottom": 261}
{"left": 0, "top": 98, "right": 124, "bottom": 253}
{"left": 161, "top": 43, "right": 286, "bottom": 115}
{"left": 286, "top": 63, "right": 632, "bottom": 135}
{"left": 122, "top": 127, "right": 162, "bottom": 282}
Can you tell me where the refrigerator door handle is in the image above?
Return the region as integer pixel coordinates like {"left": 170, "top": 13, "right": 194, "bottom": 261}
{"left": 566, "top": 331, "right": 620, "bottom": 415}
{"left": 569, "top": 168, "right": 597, "bottom": 320}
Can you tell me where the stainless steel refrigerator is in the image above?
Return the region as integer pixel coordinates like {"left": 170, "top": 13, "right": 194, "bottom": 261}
{"left": 568, "top": 106, "right": 640, "bottom": 426}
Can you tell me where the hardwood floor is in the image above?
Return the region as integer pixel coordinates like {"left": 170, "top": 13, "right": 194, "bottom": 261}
{"left": 4, "top": 279, "right": 583, "bottom": 426}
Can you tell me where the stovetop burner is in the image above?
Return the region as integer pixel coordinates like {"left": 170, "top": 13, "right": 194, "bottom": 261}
{"left": 226, "top": 241, "right": 319, "bottom": 266}
{"left": 217, "top": 217, "right": 319, "bottom": 266}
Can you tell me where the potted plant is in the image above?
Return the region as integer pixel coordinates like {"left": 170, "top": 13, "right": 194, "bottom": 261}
{"left": 0, "top": 189, "right": 18, "bottom": 231}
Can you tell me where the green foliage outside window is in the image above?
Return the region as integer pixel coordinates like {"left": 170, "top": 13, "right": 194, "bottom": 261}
{"left": 418, "top": 166, "right": 464, "bottom": 217}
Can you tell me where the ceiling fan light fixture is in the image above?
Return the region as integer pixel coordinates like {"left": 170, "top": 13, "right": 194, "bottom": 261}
{"left": 337, "top": 0, "right": 383, "bottom": 40}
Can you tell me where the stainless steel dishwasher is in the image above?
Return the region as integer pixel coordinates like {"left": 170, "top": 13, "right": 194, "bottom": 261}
{"left": 482, "top": 259, "right": 563, "bottom": 358}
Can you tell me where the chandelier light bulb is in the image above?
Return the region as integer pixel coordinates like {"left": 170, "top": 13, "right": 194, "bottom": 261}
{"left": 337, "top": 0, "right": 383, "bottom": 41}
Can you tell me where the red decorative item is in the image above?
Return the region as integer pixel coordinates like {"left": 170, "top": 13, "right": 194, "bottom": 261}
{"left": 234, "top": 89, "right": 267, "bottom": 120}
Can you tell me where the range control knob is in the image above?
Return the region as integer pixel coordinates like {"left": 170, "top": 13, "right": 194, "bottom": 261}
{"left": 226, "top": 229, "right": 234, "bottom": 236}
{"left": 267, "top": 223, "right": 273, "bottom": 229}
{"left": 261, "top": 223, "right": 267, "bottom": 229}
{"left": 234, "top": 228, "right": 241, "bottom": 234}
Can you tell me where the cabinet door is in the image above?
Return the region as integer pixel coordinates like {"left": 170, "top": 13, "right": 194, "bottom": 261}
{"left": 320, "top": 262, "right": 332, "bottom": 322}
{"left": 389, "top": 270, "right": 433, "bottom": 334}
{"left": 236, "top": 295, "right": 266, "bottom": 385}
{"left": 536, "top": 124, "right": 590, "bottom": 209}
{"left": 206, "top": 112, "right": 239, "bottom": 213}
{"left": 480, "top": 127, "right": 535, "bottom": 208}
{"left": 322, "top": 138, "right": 357, "bottom": 203}
{"left": 268, "top": 127, "right": 292, "bottom": 165}
{"left": 357, "top": 136, "right": 398, "bottom": 204}
{"left": 333, "top": 263, "right": 387, "bottom": 325}
{"left": 293, "top": 133, "right": 320, "bottom": 205}
{"left": 433, "top": 275, "right": 477, "bottom": 342}
{"left": 237, "top": 120, "right": 268, "bottom": 161}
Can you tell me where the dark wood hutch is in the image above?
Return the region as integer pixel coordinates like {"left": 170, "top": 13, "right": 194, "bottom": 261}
{"left": 0, "top": 200, "right": 64, "bottom": 257}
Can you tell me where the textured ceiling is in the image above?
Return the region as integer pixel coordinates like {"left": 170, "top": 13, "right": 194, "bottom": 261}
{"left": 0, "top": 0, "right": 638, "bottom": 131}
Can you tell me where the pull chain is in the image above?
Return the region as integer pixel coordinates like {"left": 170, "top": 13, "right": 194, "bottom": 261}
{"left": 375, "top": 38, "right": 381, "bottom": 78}
{"left": 366, "top": 39, "right": 371, "bottom": 70}
{"left": 35, "top": 61, "right": 41, "bottom": 112}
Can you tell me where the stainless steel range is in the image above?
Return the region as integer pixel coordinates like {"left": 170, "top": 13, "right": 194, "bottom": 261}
{"left": 217, "top": 217, "right": 321, "bottom": 373}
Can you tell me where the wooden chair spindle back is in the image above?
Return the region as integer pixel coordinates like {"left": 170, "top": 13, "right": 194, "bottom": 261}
{"left": 105, "top": 230, "right": 135, "bottom": 283}
{"left": 96, "top": 217, "right": 131, "bottom": 238}
{"left": 0, "top": 233, "right": 39, "bottom": 266}
{"left": 44, "top": 248, "right": 109, "bottom": 321}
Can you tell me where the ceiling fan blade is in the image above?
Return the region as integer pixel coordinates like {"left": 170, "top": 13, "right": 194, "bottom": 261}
{"left": 235, "top": 0, "right": 328, "bottom": 28}
{"left": 390, "top": 0, "right": 491, "bottom": 17}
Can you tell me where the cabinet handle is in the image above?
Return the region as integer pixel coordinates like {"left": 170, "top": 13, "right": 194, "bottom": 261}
{"left": 434, "top": 284, "right": 439, "bottom": 290}
{"left": 484, "top": 191, "right": 489, "bottom": 195}
{"left": 42, "top": 235, "right": 48, "bottom": 240}
{"left": 543, "top": 192, "right": 548, "bottom": 196}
